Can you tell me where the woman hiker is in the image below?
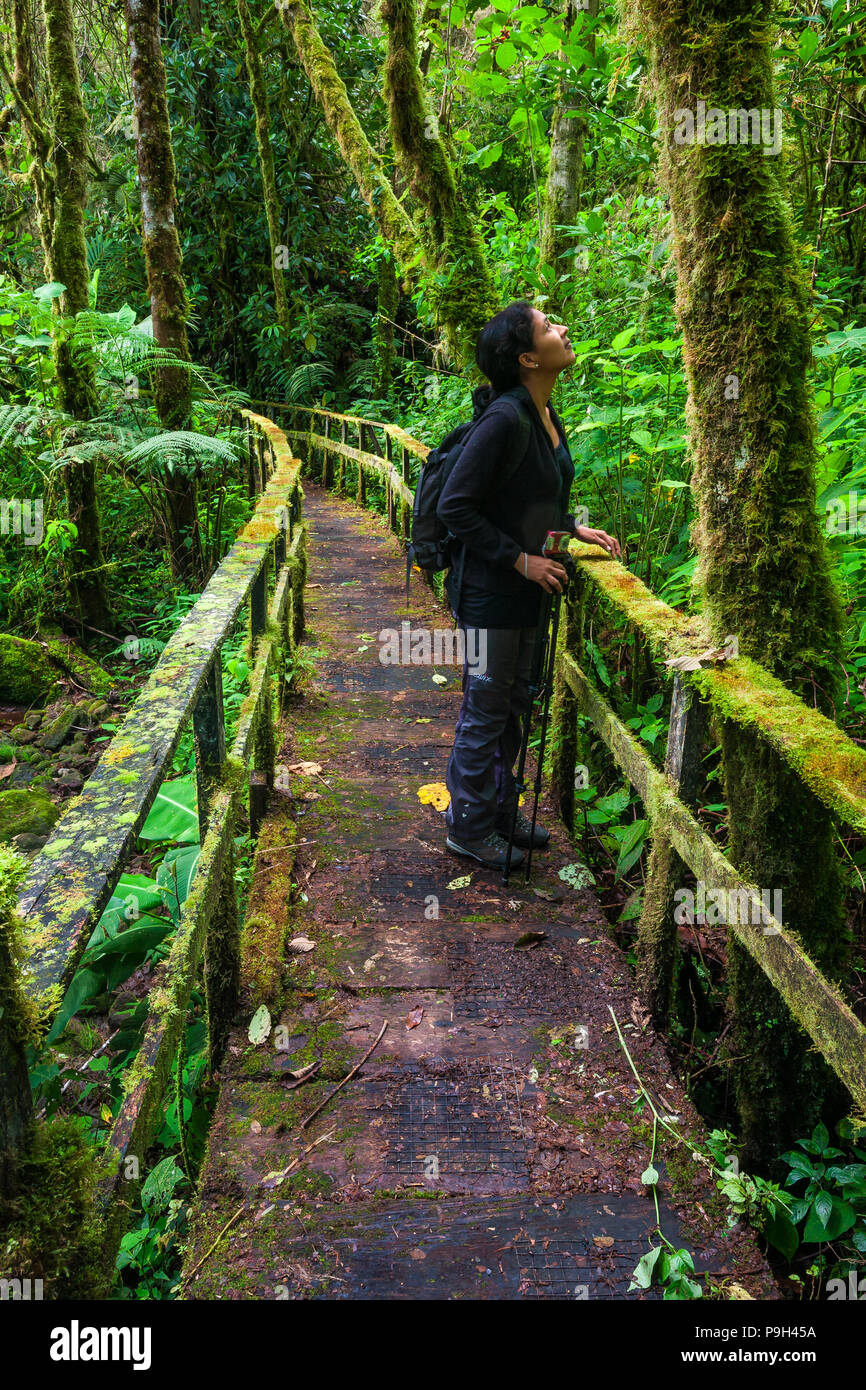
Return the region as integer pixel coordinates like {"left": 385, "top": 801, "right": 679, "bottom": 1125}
{"left": 437, "top": 299, "right": 622, "bottom": 870}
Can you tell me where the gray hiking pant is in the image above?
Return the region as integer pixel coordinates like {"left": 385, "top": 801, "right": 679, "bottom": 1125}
{"left": 444, "top": 624, "right": 539, "bottom": 842}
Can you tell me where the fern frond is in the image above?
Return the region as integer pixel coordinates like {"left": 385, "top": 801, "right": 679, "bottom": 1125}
{"left": 343, "top": 357, "right": 375, "bottom": 389}
{"left": 124, "top": 430, "right": 238, "bottom": 470}
{"left": 0, "top": 402, "right": 66, "bottom": 447}
{"left": 283, "top": 362, "right": 336, "bottom": 404}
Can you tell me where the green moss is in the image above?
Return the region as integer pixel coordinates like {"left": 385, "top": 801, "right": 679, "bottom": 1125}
{"left": 0, "top": 635, "right": 58, "bottom": 704}
{"left": 0, "top": 789, "right": 59, "bottom": 844}
{"left": 280, "top": 0, "right": 419, "bottom": 273}
{"left": 0, "top": 1116, "right": 107, "bottom": 1297}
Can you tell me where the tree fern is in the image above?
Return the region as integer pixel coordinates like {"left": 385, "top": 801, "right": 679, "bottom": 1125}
{"left": 124, "top": 430, "right": 238, "bottom": 472}
{"left": 278, "top": 361, "right": 336, "bottom": 404}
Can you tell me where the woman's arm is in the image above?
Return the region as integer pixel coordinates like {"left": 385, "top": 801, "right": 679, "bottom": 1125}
{"left": 573, "top": 521, "right": 622, "bottom": 558}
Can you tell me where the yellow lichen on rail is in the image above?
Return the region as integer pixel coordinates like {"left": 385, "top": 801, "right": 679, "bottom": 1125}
{"left": 567, "top": 539, "right": 866, "bottom": 835}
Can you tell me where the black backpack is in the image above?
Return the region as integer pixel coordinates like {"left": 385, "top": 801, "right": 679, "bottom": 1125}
{"left": 405, "top": 388, "right": 533, "bottom": 605}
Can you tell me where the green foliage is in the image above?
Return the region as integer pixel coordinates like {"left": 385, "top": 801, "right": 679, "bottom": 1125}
{"left": 139, "top": 775, "right": 199, "bottom": 843}
{"left": 0, "top": 1116, "right": 106, "bottom": 1298}
{"left": 115, "top": 1156, "right": 188, "bottom": 1300}
{"left": 629, "top": 1241, "right": 703, "bottom": 1300}
{"left": 777, "top": 1119, "right": 866, "bottom": 1272}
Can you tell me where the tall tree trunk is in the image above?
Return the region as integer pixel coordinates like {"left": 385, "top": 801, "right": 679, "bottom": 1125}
{"left": 539, "top": 0, "right": 597, "bottom": 295}
{"left": 7, "top": 0, "right": 54, "bottom": 273}
{"left": 372, "top": 250, "right": 399, "bottom": 398}
{"left": 236, "top": 0, "right": 292, "bottom": 339}
{"left": 630, "top": 0, "right": 849, "bottom": 1163}
{"left": 42, "top": 0, "right": 110, "bottom": 630}
{"left": 379, "top": 0, "right": 498, "bottom": 365}
{"left": 275, "top": 0, "right": 448, "bottom": 367}
{"left": 279, "top": 2, "right": 418, "bottom": 265}
{"left": 126, "top": 0, "right": 203, "bottom": 585}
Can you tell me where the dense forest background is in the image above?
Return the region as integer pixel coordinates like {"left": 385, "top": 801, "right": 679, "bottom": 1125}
{"left": 3, "top": 0, "right": 866, "bottom": 651}
{"left": 2, "top": 0, "right": 866, "bottom": 1298}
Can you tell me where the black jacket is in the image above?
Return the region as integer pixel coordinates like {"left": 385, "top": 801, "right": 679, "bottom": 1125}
{"left": 436, "top": 382, "right": 576, "bottom": 625}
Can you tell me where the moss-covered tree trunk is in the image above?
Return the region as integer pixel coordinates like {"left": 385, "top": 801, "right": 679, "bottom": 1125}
{"left": 236, "top": 0, "right": 292, "bottom": 341}
{"left": 126, "top": 0, "right": 203, "bottom": 585}
{"left": 5, "top": 0, "right": 55, "bottom": 274}
{"left": 539, "top": 0, "right": 597, "bottom": 293}
{"left": 372, "top": 250, "right": 399, "bottom": 397}
{"left": 630, "top": 0, "right": 849, "bottom": 1163}
{"left": 278, "top": 0, "right": 419, "bottom": 274}
{"left": 378, "top": 0, "right": 498, "bottom": 364}
{"left": 42, "top": 0, "right": 110, "bottom": 631}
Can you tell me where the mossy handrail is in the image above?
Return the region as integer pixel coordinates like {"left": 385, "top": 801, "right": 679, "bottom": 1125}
{"left": 1, "top": 412, "right": 307, "bottom": 1279}
{"left": 253, "top": 399, "right": 427, "bottom": 547}
{"left": 282, "top": 401, "right": 866, "bottom": 1114}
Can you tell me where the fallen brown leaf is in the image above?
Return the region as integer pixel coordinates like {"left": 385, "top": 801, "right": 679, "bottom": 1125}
{"left": 405, "top": 1006, "right": 424, "bottom": 1029}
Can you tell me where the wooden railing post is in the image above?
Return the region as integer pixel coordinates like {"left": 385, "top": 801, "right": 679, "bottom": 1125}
{"left": 338, "top": 419, "right": 347, "bottom": 492}
{"left": 356, "top": 423, "right": 366, "bottom": 507}
{"left": 246, "top": 419, "right": 256, "bottom": 497}
{"left": 258, "top": 431, "right": 267, "bottom": 492}
{"left": 193, "top": 659, "right": 226, "bottom": 833}
{"left": 250, "top": 554, "right": 268, "bottom": 655}
{"left": 385, "top": 432, "right": 395, "bottom": 531}
{"left": 635, "top": 674, "right": 708, "bottom": 1027}
{"left": 322, "top": 415, "right": 332, "bottom": 488}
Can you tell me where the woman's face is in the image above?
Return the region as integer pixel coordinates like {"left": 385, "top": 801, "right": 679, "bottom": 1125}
{"left": 520, "top": 308, "right": 575, "bottom": 375}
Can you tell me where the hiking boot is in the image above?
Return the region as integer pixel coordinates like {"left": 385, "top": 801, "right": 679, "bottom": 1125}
{"left": 495, "top": 808, "right": 550, "bottom": 849}
{"left": 445, "top": 829, "right": 524, "bottom": 869}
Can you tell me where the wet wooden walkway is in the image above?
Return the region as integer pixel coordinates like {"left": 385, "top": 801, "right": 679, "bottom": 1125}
{"left": 182, "top": 481, "right": 776, "bottom": 1300}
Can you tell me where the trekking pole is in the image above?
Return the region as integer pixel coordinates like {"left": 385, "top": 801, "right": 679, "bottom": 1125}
{"left": 501, "top": 531, "right": 573, "bottom": 887}
{"left": 502, "top": 589, "right": 551, "bottom": 887}
{"left": 523, "top": 575, "right": 568, "bottom": 882}
{"left": 523, "top": 533, "right": 576, "bottom": 882}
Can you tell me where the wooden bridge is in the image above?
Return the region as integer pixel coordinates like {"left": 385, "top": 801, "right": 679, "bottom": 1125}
{"left": 4, "top": 405, "right": 865, "bottom": 1299}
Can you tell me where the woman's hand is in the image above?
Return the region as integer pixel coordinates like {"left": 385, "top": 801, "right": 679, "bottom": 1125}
{"left": 514, "top": 551, "right": 570, "bottom": 593}
{"left": 575, "top": 524, "right": 622, "bottom": 559}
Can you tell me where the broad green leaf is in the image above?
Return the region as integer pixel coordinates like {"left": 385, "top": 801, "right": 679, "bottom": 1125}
{"left": 34, "top": 281, "right": 66, "bottom": 301}
{"left": 477, "top": 141, "right": 503, "bottom": 169}
{"left": 628, "top": 1245, "right": 661, "bottom": 1290}
{"left": 641, "top": 1163, "right": 659, "bottom": 1186}
{"left": 765, "top": 1211, "right": 799, "bottom": 1262}
{"left": 812, "top": 1121, "right": 830, "bottom": 1151}
{"left": 140, "top": 775, "right": 200, "bottom": 843}
{"left": 249, "top": 1005, "right": 271, "bottom": 1046}
{"left": 495, "top": 40, "right": 518, "bottom": 69}
{"left": 141, "top": 1156, "right": 184, "bottom": 1212}
{"left": 82, "top": 916, "right": 174, "bottom": 963}
{"left": 47, "top": 968, "right": 103, "bottom": 1043}
{"left": 618, "top": 817, "right": 648, "bottom": 859}
{"left": 803, "top": 1193, "right": 855, "bottom": 1242}
{"left": 611, "top": 326, "right": 637, "bottom": 352}
{"left": 157, "top": 845, "right": 201, "bottom": 923}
